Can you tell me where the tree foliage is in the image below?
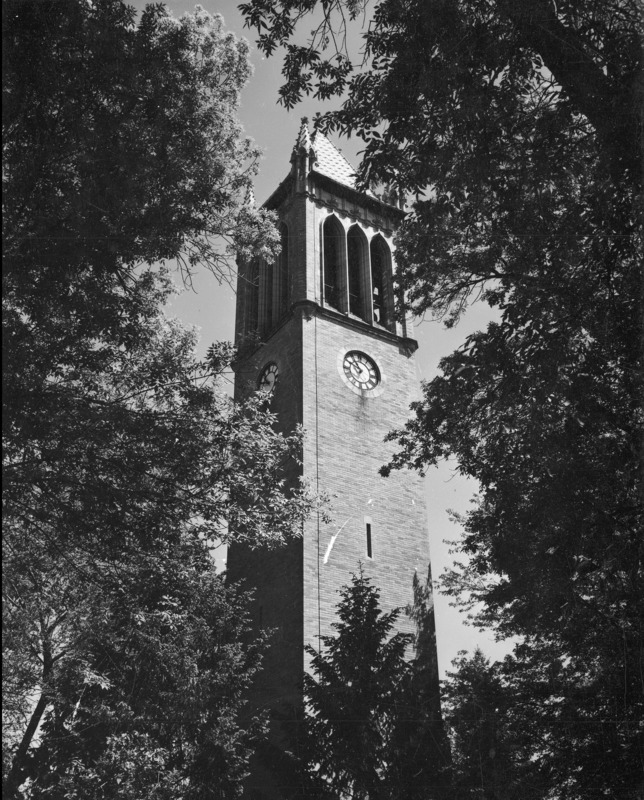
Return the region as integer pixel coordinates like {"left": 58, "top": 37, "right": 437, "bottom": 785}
{"left": 2, "top": 274, "right": 312, "bottom": 797}
{"left": 239, "top": 0, "right": 643, "bottom": 795}
{"left": 299, "top": 568, "right": 450, "bottom": 799}
{"left": 241, "top": 0, "right": 640, "bottom": 189}
{"left": 442, "top": 650, "right": 535, "bottom": 800}
{"left": 444, "top": 642, "right": 644, "bottom": 800}
{"left": 10, "top": 536, "right": 267, "bottom": 800}
{"left": 4, "top": 0, "right": 279, "bottom": 292}
{"left": 3, "top": 2, "right": 311, "bottom": 796}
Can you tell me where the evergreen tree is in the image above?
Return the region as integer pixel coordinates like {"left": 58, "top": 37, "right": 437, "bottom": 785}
{"left": 392, "top": 570, "right": 452, "bottom": 799}
{"left": 300, "top": 568, "right": 450, "bottom": 799}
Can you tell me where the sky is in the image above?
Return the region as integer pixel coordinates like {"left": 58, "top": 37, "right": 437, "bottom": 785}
{"left": 142, "top": 0, "right": 511, "bottom": 677}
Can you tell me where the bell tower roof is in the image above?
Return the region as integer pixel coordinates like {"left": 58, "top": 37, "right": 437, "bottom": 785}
{"left": 290, "top": 116, "right": 365, "bottom": 192}
{"left": 268, "top": 118, "right": 399, "bottom": 213}
{"left": 310, "top": 130, "right": 359, "bottom": 191}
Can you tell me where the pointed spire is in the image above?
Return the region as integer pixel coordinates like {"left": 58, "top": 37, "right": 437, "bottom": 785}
{"left": 244, "top": 184, "right": 255, "bottom": 208}
{"left": 291, "top": 117, "right": 318, "bottom": 190}
{"left": 293, "top": 116, "right": 314, "bottom": 155}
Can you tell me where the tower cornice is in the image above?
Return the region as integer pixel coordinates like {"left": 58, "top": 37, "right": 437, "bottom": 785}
{"left": 234, "top": 300, "right": 418, "bottom": 367}
{"left": 263, "top": 171, "right": 405, "bottom": 223}
{"left": 309, "top": 171, "right": 405, "bottom": 220}
{"left": 292, "top": 300, "right": 417, "bottom": 352}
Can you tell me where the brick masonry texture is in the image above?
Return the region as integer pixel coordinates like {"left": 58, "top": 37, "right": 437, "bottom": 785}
{"left": 301, "top": 314, "right": 431, "bottom": 655}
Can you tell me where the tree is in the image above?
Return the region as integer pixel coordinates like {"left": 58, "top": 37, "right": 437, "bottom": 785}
{"left": 2, "top": 279, "right": 312, "bottom": 797}
{"left": 4, "top": 0, "right": 279, "bottom": 287}
{"left": 442, "top": 651, "right": 532, "bottom": 800}
{"left": 304, "top": 569, "right": 413, "bottom": 799}
{"left": 241, "top": 0, "right": 639, "bottom": 188}
{"left": 15, "top": 540, "right": 267, "bottom": 800}
{"left": 390, "top": 570, "right": 452, "bottom": 800}
{"left": 444, "top": 639, "right": 644, "bottom": 800}
{"left": 238, "top": 1, "right": 643, "bottom": 795}
{"left": 299, "top": 568, "right": 450, "bottom": 799}
{"left": 3, "top": 0, "right": 281, "bottom": 471}
{"left": 3, "top": 2, "right": 312, "bottom": 795}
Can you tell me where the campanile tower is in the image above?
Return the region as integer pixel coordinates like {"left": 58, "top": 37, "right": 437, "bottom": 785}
{"left": 228, "top": 120, "right": 438, "bottom": 798}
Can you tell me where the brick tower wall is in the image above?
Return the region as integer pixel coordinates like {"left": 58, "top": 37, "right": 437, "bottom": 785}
{"left": 300, "top": 312, "right": 431, "bottom": 655}
{"left": 227, "top": 313, "right": 305, "bottom": 712}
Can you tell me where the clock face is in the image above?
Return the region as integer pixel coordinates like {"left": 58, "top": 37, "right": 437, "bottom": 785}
{"left": 258, "top": 362, "right": 279, "bottom": 393}
{"left": 343, "top": 351, "right": 380, "bottom": 391}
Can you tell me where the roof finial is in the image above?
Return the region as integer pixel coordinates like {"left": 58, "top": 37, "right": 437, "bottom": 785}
{"left": 244, "top": 184, "right": 255, "bottom": 208}
{"left": 293, "top": 117, "right": 314, "bottom": 154}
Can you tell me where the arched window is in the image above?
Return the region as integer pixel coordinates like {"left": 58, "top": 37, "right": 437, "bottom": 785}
{"left": 370, "top": 235, "right": 394, "bottom": 331}
{"left": 245, "top": 258, "right": 259, "bottom": 336}
{"left": 323, "top": 216, "right": 344, "bottom": 311}
{"left": 277, "top": 222, "right": 289, "bottom": 319}
{"left": 347, "top": 225, "right": 369, "bottom": 322}
{"left": 260, "top": 258, "right": 273, "bottom": 335}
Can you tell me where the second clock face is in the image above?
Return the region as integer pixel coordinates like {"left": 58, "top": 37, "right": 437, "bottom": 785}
{"left": 258, "top": 362, "right": 279, "bottom": 393}
{"left": 343, "top": 351, "right": 380, "bottom": 390}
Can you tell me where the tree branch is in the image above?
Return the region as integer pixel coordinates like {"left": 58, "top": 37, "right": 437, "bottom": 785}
{"left": 498, "top": 0, "right": 626, "bottom": 150}
{"left": 4, "top": 625, "right": 54, "bottom": 798}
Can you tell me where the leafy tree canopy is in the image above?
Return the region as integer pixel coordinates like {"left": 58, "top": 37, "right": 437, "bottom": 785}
{"left": 2, "top": 272, "right": 313, "bottom": 797}
{"left": 444, "top": 642, "right": 644, "bottom": 800}
{"left": 3, "top": 2, "right": 312, "bottom": 796}
{"left": 240, "top": 0, "right": 640, "bottom": 185}
{"left": 7, "top": 530, "right": 268, "bottom": 800}
{"left": 4, "top": 0, "right": 279, "bottom": 335}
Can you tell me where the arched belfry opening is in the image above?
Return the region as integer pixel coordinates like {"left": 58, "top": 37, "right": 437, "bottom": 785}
{"left": 243, "top": 257, "right": 260, "bottom": 338}
{"left": 260, "top": 257, "right": 273, "bottom": 336}
{"left": 277, "top": 222, "right": 289, "bottom": 319}
{"left": 370, "top": 234, "right": 394, "bottom": 331}
{"left": 347, "top": 224, "right": 370, "bottom": 322}
{"left": 245, "top": 223, "right": 290, "bottom": 340}
{"left": 322, "top": 215, "right": 345, "bottom": 312}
